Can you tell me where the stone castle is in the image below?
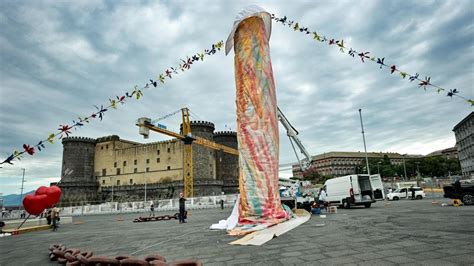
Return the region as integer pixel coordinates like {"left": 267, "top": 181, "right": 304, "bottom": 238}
{"left": 58, "top": 121, "right": 238, "bottom": 205}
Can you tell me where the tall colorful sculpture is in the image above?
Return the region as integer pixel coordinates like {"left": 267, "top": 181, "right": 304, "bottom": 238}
{"left": 226, "top": 6, "right": 289, "bottom": 233}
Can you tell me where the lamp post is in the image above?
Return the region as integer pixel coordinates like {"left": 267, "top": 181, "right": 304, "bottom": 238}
{"left": 377, "top": 161, "right": 382, "bottom": 174}
{"left": 110, "top": 176, "right": 114, "bottom": 202}
{"left": 20, "top": 168, "right": 26, "bottom": 208}
{"left": 144, "top": 173, "right": 147, "bottom": 203}
{"left": 415, "top": 162, "right": 420, "bottom": 178}
{"left": 402, "top": 154, "right": 408, "bottom": 181}
{"left": 358, "top": 109, "right": 371, "bottom": 175}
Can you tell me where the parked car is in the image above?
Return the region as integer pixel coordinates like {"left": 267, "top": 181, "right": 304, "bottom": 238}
{"left": 322, "top": 174, "right": 385, "bottom": 208}
{"left": 443, "top": 181, "right": 474, "bottom": 205}
{"left": 386, "top": 187, "right": 425, "bottom": 200}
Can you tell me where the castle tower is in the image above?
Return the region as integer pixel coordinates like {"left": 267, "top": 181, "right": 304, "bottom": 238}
{"left": 181, "top": 121, "right": 216, "bottom": 181}
{"left": 213, "top": 131, "right": 239, "bottom": 194}
{"left": 59, "top": 137, "right": 98, "bottom": 205}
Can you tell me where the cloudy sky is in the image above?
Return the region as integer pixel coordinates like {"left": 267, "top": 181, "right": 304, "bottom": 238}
{"left": 0, "top": 0, "right": 472, "bottom": 195}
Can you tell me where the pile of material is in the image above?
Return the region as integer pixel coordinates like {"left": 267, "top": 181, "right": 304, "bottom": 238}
{"left": 48, "top": 244, "right": 201, "bottom": 265}
{"left": 132, "top": 212, "right": 187, "bottom": 223}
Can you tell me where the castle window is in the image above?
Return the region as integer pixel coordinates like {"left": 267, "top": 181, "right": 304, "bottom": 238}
{"left": 114, "top": 162, "right": 117, "bottom": 167}
{"left": 102, "top": 169, "right": 106, "bottom": 176}
{"left": 157, "top": 150, "right": 160, "bottom": 155}
{"left": 117, "top": 180, "right": 120, "bottom": 186}
{"left": 146, "top": 167, "right": 150, "bottom": 172}
{"left": 129, "top": 179, "right": 133, "bottom": 185}
{"left": 106, "top": 144, "right": 109, "bottom": 149}
{"left": 146, "top": 159, "right": 150, "bottom": 164}
{"left": 167, "top": 148, "right": 171, "bottom": 153}
{"left": 116, "top": 168, "right": 120, "bottom": 175}
{"left": 156, "top": 158, "right": 160, "bottom": 163}
{"left": 134, "top": 160, "right": 137, "bottom": 165}
{"left": 102, "top": 180, "right": 105, "bottom": 185}
{"left": 101, "top": 146, "right": 104, "bottom": 150}
{"left": 123, "top": 161, "right": 127, "bottom": 167}
{"left": 167, "top": 166, "right": 171, "bottom": 170}
{"left": 134, "top": 168, "right": 137, "bottom": 173}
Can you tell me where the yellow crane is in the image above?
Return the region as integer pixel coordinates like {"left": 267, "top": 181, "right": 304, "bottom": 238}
{"left": 137, "top": 108, "right": 238, "bottom": 198}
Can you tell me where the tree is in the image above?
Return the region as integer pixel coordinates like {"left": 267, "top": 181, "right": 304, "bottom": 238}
{"left": 302, "top": 167, "right": 320, "bottom": 182}
{"left": 302, "top": 167, "right": 333, "bottom": 184}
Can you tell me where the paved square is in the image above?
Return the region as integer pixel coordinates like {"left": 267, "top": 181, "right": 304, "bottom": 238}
{"left": 1, "top": 198, "right": 473, "bottom": 265}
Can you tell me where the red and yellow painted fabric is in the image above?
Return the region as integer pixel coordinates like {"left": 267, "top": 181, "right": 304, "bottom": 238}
{"left": 229, "top": 15, "right": 289, "bottom": 234}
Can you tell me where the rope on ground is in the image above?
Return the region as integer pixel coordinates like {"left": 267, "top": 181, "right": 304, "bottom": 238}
{"left": 132, "top": 212, "right": 187, "bottom": 223}
{"left": 48, "top": 243, "right": 201, "bottom": 265}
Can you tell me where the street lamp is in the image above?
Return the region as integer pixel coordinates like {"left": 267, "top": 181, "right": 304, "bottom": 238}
{"left": 402, "top": 154, "right": 408, "bottom": 181}
{"left": 109, "top": 176, "right": 114, "bottom": 202}
{"left": 377, "top": 161, "right": 382, "bottom": 175}
{"left": 358, "top": 109, "right": 371, "bottom": 175}
{"left": 415, "top": 161, "right": 421, "bottom": 179}
{"left": 20, "top": 168, "right": 26, "bottom": 208}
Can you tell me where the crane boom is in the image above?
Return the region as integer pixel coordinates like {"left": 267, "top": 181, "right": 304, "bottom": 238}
{"left": 137, "top": 118, "right": 239, "bottom": 155}
{"left": 137, "top": 110, "right": 239, "bottom": 197}
{"left": 277, "top": 107, "right": 312, "bottom": 172}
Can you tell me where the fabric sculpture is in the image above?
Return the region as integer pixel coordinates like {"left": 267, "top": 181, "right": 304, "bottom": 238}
{"left": 226, "top": 5, "right": 290, "bottom": 235}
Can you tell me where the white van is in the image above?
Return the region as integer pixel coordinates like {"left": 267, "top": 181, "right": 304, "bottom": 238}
{"left": 321, "top": 174, "right": 385, "bottom": 208}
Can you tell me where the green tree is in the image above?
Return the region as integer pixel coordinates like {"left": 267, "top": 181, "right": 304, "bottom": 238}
{"left": 302, "top": 168, "right": 333, "bottom": 184}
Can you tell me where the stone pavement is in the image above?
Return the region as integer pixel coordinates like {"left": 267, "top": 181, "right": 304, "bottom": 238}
{"left": 1, "top": 198, "right": 473, "bottom": 265}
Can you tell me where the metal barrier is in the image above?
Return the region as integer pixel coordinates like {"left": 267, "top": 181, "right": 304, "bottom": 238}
{"left": 58, "top": 194, "right": 238, "bottom": 217}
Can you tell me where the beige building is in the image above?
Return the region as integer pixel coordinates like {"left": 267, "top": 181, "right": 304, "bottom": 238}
{"left": 292, "top": 151, "right": 422, "bottom": 178}
{"left": 425, "top": 146, "right": 459, "bottom": 160}
{"left": 453, "top": 112, "right": 474, "bottom": 178}
{"left": 95, "top": 137, "right": 196, "bottom": 188}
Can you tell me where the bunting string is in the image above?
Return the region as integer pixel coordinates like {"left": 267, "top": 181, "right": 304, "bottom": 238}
{"left": 0, "top": 41, "right": 224, "bottom": 167}
{"left": 2, "top": 13, "right": 472, "bottom": 167}
{"left": 271, "top": 14, "right": 473, "bottom": 106}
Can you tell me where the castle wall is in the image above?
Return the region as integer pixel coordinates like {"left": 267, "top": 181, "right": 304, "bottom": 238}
{"left": 99, "top": 180, "right": 224, "bottom": 202}
{"left": 61, "top": 123, "right": 238, "bottom": 205}
{"left": 95, "top": 138, "right": 184, "bottom": 188}
{"left": 214, "top": 131, "right": 239, "bottom": 194}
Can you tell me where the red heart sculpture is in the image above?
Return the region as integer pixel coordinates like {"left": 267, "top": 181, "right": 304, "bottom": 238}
{"left": 23, "top": 194, "right": 47, "bottom": 215}
{"left": 45, "top": 186, "right": 62, "bottom": 208}
{"left": 35, "top": 185, "right": 62, "bottom": 208}
{"left": 35, "top": 186, "right": 49, "bottom": 196}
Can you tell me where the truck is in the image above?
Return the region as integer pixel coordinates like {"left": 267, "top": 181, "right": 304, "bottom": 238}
{"left": 443, "top": 180, "right": 474, "bottom": 205}
{"left": 386, "top": 187, "right": 426, "bottom": 200}
{"left": 321, "top": 174, "right": 385, "bottom": 208}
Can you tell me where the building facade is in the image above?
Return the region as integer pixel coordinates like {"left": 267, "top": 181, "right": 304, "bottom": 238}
{"left": 425, "top": 146, "right": 459, "bottom": 160}
{"left": 453, "top": 112, "right": 474, "bottom": 178}
{"left": 292, "top": 151, "right": 422, "bottom": 178}
{"left": 58, "top": 121, "right": 239, "bottom": 205}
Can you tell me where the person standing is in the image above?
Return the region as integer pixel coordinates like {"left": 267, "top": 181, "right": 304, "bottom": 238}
{"left": 51, "top": 205, "right": 59, "bottom": 231}
{"left": 220, "top": 192, "right": 225, "bottom": 210}
{"left": 150, "top": 202, "right": 155, "bottom": 217}
{"left": 410, "top": 185, "right": 415, "bottom": 200}
{"left": 319, "top": 188, "right": 327, "bottom": 211}
{"left": 179, "top": 193, "right": 186, "bottom": 224}
{"left": 46, "top": 209, "right": 52, "bottom": 225}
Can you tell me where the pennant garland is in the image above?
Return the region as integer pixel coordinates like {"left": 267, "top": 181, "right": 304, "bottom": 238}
{"left": 271, "top": 14, "right": 473, "bottom": 106}
{"left": 0, "top": 41, "right": 224, "bottom": 167}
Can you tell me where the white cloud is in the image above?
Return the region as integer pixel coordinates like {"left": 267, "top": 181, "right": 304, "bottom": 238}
{"left": 0, "top": 1, "right": 472, "bottom": 194}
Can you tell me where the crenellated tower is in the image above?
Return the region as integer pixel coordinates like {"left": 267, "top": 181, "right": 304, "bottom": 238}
{"left": 213, "top": 131, "right": 239, "bottom": 193}
{"left": 59, "top": 136, "right": 99, "bottom": 205}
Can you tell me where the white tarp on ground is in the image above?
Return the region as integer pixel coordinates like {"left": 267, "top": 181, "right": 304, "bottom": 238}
{"left": 209, "top": 195, "right": 240, "bottom": 230}
{"left": 229, "top": 209, "right": 311, "bottom": 246}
